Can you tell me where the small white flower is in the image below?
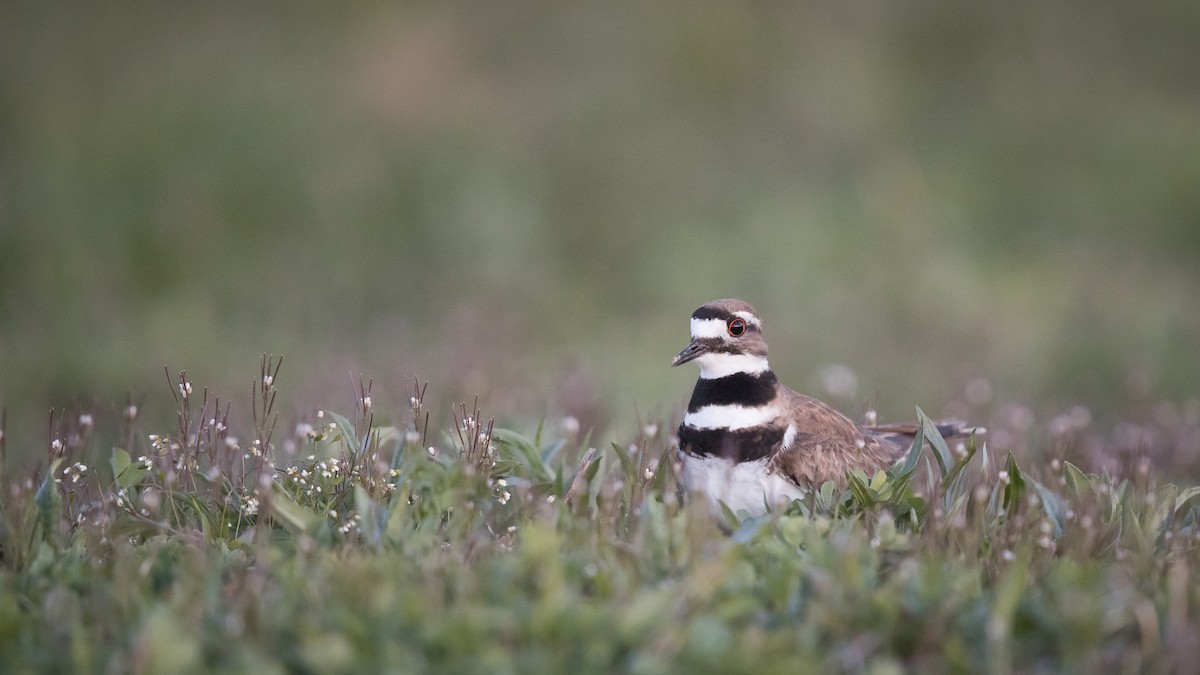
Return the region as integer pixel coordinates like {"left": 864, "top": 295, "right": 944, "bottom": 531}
{"left": 363, "top": 396, "right": 372, "bottom": 411}
{"left": 854, "top": 438, "right": 866, "bottom": 450}
{"left": 864, "top": 410, "right": 878, "bottom": 426}
{"left": 1001, "top": 550, "right": 1015, "bottom": 562}
{"left": 51, "top": 439, "right": 63, "bottom": 451}
{"left": 643, "top": 467, "right": 655, "bottom": 480}
{"left": 998, "top": 470, "right": 1010, "bottom": 485}
{"left": 546, "top": 495, "right": 556, "bottom": 504}
{"left": 263, "top": 374, "right": 274, "bottom": 387}
{"left": 643, "top": 423, "right": 658, "bottom": 438}
{"left": 79, "top": 414, "right": 94, "bottom": 428}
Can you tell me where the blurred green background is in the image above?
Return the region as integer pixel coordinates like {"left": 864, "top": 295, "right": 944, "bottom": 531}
{"left": 2, "top": 2, "right": 1199, "bottom": 450}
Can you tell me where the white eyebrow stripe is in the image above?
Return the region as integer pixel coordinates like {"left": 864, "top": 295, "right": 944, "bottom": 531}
{"left": 732, "top": 311, "right": 761, "bottom": 326}
{"left": 684, "top": 404, "right": 780, "bottom": 430}
{"left": 697, "top": 353, "right": 770, "bottom": 379}
{"left": 690, "top": 318, "right": 728, "bottom": 339}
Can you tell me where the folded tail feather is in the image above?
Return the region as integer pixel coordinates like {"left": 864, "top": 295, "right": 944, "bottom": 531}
{"left": 865, "top": 418, "right": 986, "bottom": 461}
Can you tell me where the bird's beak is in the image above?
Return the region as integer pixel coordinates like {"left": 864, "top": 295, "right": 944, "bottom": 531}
{"left": 671, "top": 338, "right": 707, "bottom": 367}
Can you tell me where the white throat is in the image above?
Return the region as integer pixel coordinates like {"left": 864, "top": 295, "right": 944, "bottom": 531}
{"left": 695, "top": 352, "right": 770, "bottom": 379}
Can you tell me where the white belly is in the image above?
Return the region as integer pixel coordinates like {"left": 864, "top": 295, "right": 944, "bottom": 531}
{"left": 679, "top": 452, "right": 807, "bottom": 517}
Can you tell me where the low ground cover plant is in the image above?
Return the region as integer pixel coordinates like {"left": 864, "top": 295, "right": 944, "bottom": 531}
{"left": 1, "top": 357, "right": 1198, "bottom": 673}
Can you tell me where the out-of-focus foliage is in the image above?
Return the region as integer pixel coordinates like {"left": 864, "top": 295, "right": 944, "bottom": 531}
{"left": 1, "top": 370, "right": 1198, "bottom": 672}
{"left": 2, "top": 1, "right": 1200, "bottom": 455}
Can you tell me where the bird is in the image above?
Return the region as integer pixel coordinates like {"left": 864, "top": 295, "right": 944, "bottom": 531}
{"left": 672, "top": 298, "right": 976, "bottom": 516}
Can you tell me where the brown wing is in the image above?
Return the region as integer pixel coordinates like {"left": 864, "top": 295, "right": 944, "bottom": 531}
{"left": 865, "top": 418, "right": 978, "bottom": 451}
{"left": 768, "top": 388, "right": 906, "bottom": 488}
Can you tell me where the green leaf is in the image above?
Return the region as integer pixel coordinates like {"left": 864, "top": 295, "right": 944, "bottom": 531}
{"left": 356, "top": 485, "right": 387, "bottom": 549}
{"left": 718, "top": 500, "right": 741, "bottom": 530}
{"left": 610, "top": 442, "right": 636, "bottom": 483}
{"left": 730, "top": 512, "right": 770, "bottom": 543}
{"left": 818, "top": 480, "right": 836, "bottom": 512}
{"left": 917, "top": 407, "right": 953, "bottom": 477}
{"left": 889, "top": 416, "right": 925, "bottom": 481}
{"left": 269, "top": 485, "right": 317, "bottom": 535}
{"left": 1028, "top": 476, "right": 1066, "bottom": 539}
{"left": 1062, "top": 461, "right": 1094, "bottom": 498}
{"left": 325, "top": 411, "right": 359, "bottom": 453}
{"left": 35, "top": 458, "right": 64, "bottom": 542}
{"left": 110, "top": 447, "right": 129, "bottom": 480}
{"left": 111, "top": 447, "right": 149, "bottom": 489}
{"left": 941, "top": 440, "right": 979, "bottom": 514}
{"left": 847, "top": 472, "right": 874, "bottom": 509}
{"left": 493, "top": 428, "right": 554, "bottom": 483}
{"left": 1001, "top": 451, "right": 1026, "bottom": 512}
{"left": 533, "top": 416, "right": 545, "bottom": 449}
{"left": 1172, "top": 486, "right": 1200, "bottom": 518}
{"left": 1154, "top": 485, "right": 1200, "bottom": 540}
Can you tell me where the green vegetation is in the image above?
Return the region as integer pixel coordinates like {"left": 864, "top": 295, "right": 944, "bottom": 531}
{"left": 2, "top": 359, "right": 1198, "bottom": 673}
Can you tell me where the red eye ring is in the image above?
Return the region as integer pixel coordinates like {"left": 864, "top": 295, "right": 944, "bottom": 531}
{"left": 727, "top": 318, "right": 747, "bottom": 337}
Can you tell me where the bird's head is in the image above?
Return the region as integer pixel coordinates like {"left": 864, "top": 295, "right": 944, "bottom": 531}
{"left": 672, "top": 298, "right": 770, "bottom": 379}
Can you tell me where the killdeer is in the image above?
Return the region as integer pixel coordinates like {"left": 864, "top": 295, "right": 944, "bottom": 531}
{"left": 672, "top": 298, "right": 973, "bottom": 515}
